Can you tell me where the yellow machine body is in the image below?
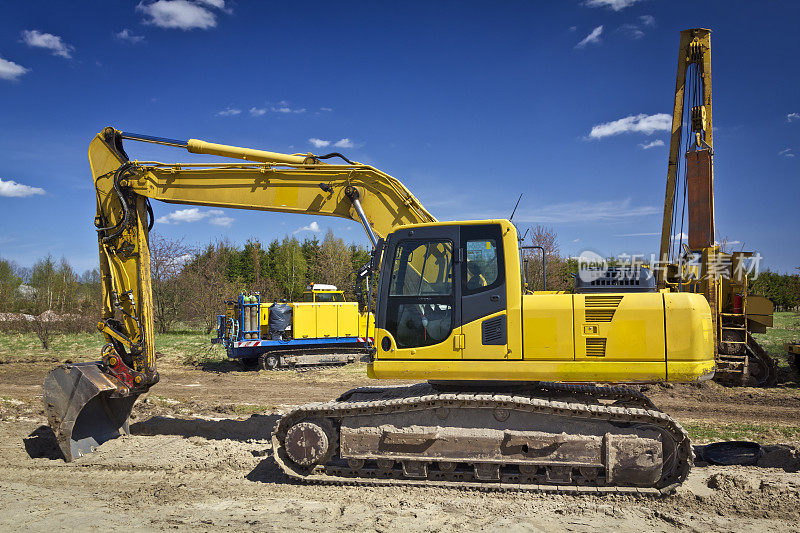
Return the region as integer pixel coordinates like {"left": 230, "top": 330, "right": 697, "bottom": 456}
{"left": 368, "top": 220, "right": 714, "bottom": 383}
{"left": 290, "top": 302, "right": 371, "bottom": 339}
{"left": 256, "top": 287, "right": 373, "bottom": 340}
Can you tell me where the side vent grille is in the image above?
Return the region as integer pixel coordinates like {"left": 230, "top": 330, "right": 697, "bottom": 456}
{"left": 584, "top": 296, "right": 623, "bottom": 322}
{"left": 585, "top": 296, "right": 624, "bottom": 307}
{"left": 585, "top": 309, "right": 615, "bottom": 322}
{"left": 481, "top": 315, "right": 507, "bottom": 346}
{"left": 586, "top": 338, "right": 607, "bottom": 357}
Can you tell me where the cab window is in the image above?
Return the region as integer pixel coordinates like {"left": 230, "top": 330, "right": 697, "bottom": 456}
{"left": 301, "top": 293, "right": 314, "bottom": 302}
{"left": 466, "top": 239, "right": 498, "bottom": 291}
{"left": 386, "top": 239, "right": 454, "bottom": 348}
{"left": 315, "top": 292, "right": 344, "bottom": 302}
{"left": 390, "top": 240, "right": 453, "bottom": 296}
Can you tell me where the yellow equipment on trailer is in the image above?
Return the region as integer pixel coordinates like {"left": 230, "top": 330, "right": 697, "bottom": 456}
{"left": 215, "top": 285, "right": 374, "bottom": 370}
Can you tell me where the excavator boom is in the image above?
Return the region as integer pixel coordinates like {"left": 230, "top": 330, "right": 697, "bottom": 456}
{"left": 44, "top": 127, "right": 436, "bottom": 461}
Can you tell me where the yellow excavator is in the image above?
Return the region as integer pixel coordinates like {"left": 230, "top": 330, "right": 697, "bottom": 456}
{"left": 657, "top": 28, "right": 776, "bottom": 386}
{"left": 43, "top": 124, "right": 712, "bottom": 495}
{"left": 42, "top": 31, "right": 723, "bottom": 495}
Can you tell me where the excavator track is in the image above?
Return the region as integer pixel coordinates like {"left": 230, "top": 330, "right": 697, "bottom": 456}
{"left": 271, "top": 383, "right": 692, "bottom": 496}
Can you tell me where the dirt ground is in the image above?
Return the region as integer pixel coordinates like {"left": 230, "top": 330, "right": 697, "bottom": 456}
{"left": 1, "top": 359, "right": 799, "bottom": 532}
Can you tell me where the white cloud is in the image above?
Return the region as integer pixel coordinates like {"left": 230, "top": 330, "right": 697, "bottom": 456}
{"left": 787, "top": 113, "right": 800, "bottom": 123}
{"left": 333, "top": 138, "right": 354, "bottom": 148}
{"left": 172, "top": 253, "right": 194, "bottom": 267}
{"left": 137, "top": 0, "right": 225, "bottom": 30}
{"left": 216, "top": 107, "right": 241, "bottom": 116}
{"left": 195, "top": 0, "right": 226, "bottom": 8}
{"left": 272, "top": 101, "right": 306, "bottom": 114}
{"left": 639, "top": 139, "right": 665, "bottom": 150}
{"left": 618, "top": 15, "right": 655, "bottom": 40}
{"left": 294, "top": 221, "right": 321, "bottom": 234}
{"left": 568, "top": 26, "right": 578, "bottom": 32}
{"left": 309, "top": 138, "right": 356, "bottom": 149}
{"left": 309, "top": 138, "right": 331, "bottom": 148}
{"left": 618, "top": 24, "right": 644, "bottom": 39}
{"left": 0, "top": 57, "right": 29, "bottom": 81}
{"left": 249, "top": 107, "right": 266, "bottom": 116}
{"left": 671, "top": 232, "right": 688, "bottom": 241}
{"left": 0, "top": 179, "right": 45, "bottom": 197}
{"left": 157, "top": 208, "right": 205, "bottom": 224}
{"left": 115, "top": 29, "right": 145, "bottom": 44}
{"left": 779, "top": 148, "right": 795, "bottom": 158}
{"left": 209, "top": 215, "right": 234, "bottom": 226}
{"left": 156, "top": 207, "right": 233, "bottom": 225}
{"left": 21, "top": 30, "right": 74, "bottom": 58}
{"left": 575, "top": 25, "right": 603, "bottom": 49}
{"left": 320, "top": 107, "right": 333, "bottom": 112}
{"left": 583, "top": 0, "right": 641, "bottom": 11}
{"left": 589, "top": 113, "right": 671, "bottom": 139}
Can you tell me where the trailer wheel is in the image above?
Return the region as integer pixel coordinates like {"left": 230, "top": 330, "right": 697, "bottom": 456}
{"left": 260, "top": 354, "right": 280, "bottom": 371}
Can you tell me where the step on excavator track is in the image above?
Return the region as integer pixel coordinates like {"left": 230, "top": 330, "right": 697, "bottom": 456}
{"left": 271, "top": 382, "right": 692, "bottom": 496}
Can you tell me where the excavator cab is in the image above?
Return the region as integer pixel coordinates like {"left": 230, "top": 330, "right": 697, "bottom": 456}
{"left": 370, "top": 221, "right": 518, "bottom": 372}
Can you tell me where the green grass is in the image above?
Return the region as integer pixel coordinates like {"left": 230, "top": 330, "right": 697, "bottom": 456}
{"left": 0, "top": 327, "right": 225, "bottom": 366}
{"left": 229, "top": 403, "right": 276, "bottom": 415}
{"left": 683, "top": 421, "right": 800, "bottom": 444}
{"left": 753, "top": 311, "right": 800, "bottom": 373}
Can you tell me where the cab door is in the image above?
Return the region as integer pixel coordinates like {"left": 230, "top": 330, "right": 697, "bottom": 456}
{"left": 377, "top": 225, "right": 462, "bottom": 360}
{"left": 460, "top": 224, "right": 516, "bottom": 359}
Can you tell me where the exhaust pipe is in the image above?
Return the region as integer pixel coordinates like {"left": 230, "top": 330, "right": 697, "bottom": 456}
{"left": 43, "top": 362, "right": 139, "bottom": 461}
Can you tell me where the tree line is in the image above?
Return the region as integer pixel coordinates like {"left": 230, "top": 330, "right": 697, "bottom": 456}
{"left": 0, "top": 225, "right": 797, "bottom": 347}
{"left": 150, "top": 229, "right": 371, "bottom": 333}
{"left": 0, "top": 229, "right": 371, "bottom": 342}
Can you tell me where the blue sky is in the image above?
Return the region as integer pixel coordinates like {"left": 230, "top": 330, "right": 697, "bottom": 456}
{"left": 1, "top": 0, "right": 798, "bottom": 274}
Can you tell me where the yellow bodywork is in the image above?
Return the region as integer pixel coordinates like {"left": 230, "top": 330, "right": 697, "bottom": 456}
{"left": 369, "top": 291, "right": 713, "bottom": 382}
{"left": 291, "top": 302, "right": 371, "bottom": 339}
{"left": 89, "top": 136, "right": 155, "bottom": 374}
{"left": 256, "top": 293, "right": 373, "bottom": 340}
{"left": 121, "top": 146, "right": 435, "bottom": 241}
{"left": 369, "top": 220, "right": 715, "bottom": 383}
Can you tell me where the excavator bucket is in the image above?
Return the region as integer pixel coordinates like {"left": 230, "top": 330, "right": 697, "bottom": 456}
{"left": 42, "top": 362, "right": 139, "bottom": 461}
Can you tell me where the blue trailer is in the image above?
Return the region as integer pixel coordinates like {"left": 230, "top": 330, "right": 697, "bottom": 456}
{"left": 213, "top": 292, "right": 373, "bottom": 370}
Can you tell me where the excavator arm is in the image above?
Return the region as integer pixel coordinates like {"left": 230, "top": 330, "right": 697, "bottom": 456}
{"left": 44, "top": 126, "right": 436, "bottom": 461}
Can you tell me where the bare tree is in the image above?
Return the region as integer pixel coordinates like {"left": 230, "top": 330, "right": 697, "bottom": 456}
{"left": 150, "top": 234, "right": 193, "bottom": 333}
{"left": 181, "top": 240, "right": 244, "bottom": 333}
{"left": 523, "top": 225, "right": 572, "bottom": 292}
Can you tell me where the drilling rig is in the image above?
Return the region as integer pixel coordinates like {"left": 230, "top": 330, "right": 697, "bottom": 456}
{"left": 657, "top": 28, "right": 777, "bottom": 387}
